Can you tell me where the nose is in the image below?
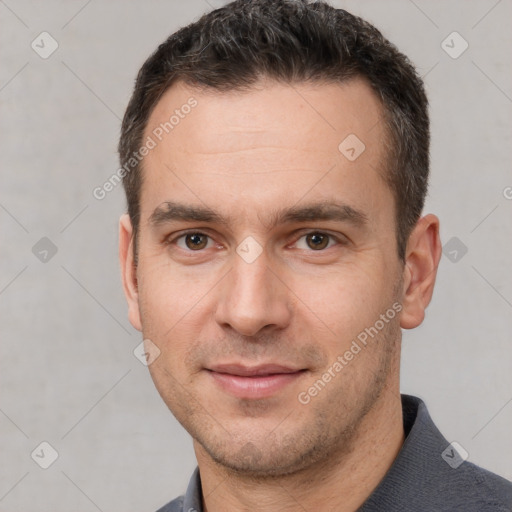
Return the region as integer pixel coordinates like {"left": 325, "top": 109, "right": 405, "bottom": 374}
{"left": 214, "top": 247, "right": 292, "bottom": 337}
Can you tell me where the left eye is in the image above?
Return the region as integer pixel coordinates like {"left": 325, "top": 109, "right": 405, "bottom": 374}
{"left": 294, "top": 232, "right": 337, "bottom": 251}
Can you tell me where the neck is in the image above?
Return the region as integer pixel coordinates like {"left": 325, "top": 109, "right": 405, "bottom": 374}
{"left": 195, "top": 388, "right": 404, "bottom": 512}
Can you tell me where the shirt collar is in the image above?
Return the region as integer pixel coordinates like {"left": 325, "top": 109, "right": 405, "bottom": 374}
{"left": 358, "top": 394, "right": 448, "bottom": 510}
{"left": 183, "top": 465, "right": 203, "bottom": 512}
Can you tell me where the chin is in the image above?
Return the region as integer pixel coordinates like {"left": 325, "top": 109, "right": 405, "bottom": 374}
{"left": 200, "top": 430, "right": 332, "bottom": 480}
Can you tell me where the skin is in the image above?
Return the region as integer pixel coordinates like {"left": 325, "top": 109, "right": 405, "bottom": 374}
{"left": 120, "top": 77, "right": 441, "bottom": 511}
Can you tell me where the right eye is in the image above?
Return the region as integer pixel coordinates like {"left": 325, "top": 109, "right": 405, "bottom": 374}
{"left": 174, "top": 232, "right": 214, "bottom": 251}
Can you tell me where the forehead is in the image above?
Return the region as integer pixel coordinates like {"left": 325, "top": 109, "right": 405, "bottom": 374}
{"left": 146, "top": 77, "right": 385, "bottom": 152}
{"left": 140, "top": 77, "right": 392, "bottom": 227}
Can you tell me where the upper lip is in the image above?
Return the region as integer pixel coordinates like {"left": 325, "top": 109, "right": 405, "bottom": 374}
{"left": 207, "top": 363, "right": 304, "bottom": 377}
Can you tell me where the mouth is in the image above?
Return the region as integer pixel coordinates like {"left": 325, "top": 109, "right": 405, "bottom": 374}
{"left": 205, "top": 363, "right": 308, "bottom": 399}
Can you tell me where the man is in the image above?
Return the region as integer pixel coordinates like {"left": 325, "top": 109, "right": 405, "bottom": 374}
{"left": 118, "top": 1, "right": 512, "bottom": 510}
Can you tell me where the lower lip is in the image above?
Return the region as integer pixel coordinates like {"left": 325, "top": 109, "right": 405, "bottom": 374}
{"left": 208, "top": 370, "right": 306, "bottom": 399}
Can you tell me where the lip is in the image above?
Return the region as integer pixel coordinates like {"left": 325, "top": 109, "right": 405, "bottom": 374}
{"left": 206, "top": 363, "right": 307, "bottom": 399}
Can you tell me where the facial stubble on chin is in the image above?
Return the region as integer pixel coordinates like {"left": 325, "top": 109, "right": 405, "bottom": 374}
{"left": 144, "top": 312, "right": 400, "bottom": 483}
{"left": 215, "top": 333, "right": 396, "bottom": 481}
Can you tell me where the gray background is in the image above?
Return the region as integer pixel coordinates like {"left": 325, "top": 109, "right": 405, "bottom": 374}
{"left": 1, "top": 0, "right": 511, "bottom": 511}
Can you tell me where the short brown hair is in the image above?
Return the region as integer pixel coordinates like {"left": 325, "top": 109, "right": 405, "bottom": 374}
{"left": 119, "top": 0, "right": 429, "bottom": 262}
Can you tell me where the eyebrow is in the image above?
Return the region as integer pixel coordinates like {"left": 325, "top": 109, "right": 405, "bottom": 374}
{"left": 148, "top": 200, "right": 368, "bottom": 230}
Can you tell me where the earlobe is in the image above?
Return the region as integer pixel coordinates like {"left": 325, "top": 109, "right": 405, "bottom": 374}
{"left": 119, "top": 214, "right": 142, "bottom": 332}
{"left": 399, "top": 214, "right": 442, "bottom": 330}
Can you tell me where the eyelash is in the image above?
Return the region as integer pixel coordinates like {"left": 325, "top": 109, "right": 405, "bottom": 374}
{"left": 165, "top": 230, "right": 345, "bottom": 253}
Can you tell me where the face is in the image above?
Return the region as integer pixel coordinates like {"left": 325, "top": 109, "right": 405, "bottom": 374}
{"left": 120, "top": 78, "right": 434, "bottom": 477}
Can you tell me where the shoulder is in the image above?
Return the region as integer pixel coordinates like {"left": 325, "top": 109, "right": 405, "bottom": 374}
{"left": 360, "top": 395, "right": 512, "bottom": 512}
{"left": 441, "top": 460, "right": 512, "bottom": 511}
{"left": 410, "top": 395, "right": 512, "bottom": 510}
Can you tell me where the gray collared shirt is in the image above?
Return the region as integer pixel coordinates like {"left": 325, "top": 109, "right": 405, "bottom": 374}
{"left": 156, "top": 395, "right": 512, "bottom": 511}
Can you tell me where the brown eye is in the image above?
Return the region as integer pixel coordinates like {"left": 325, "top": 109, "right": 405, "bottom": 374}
{"left": 184, "top": 233, "right": 209, "bottom": 250}
{"left": 305, "top": 232, "right": 330, "bottom": 250}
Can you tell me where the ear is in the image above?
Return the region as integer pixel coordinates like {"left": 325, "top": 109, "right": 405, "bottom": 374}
{"left": 119, "top": 214, "right": 142, "bottom": 332}
{"left": 400, "top": 214, "right": 442, "bottom": 329}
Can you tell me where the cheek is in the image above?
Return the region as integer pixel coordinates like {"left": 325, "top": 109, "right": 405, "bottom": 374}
{"left": 137, "top": 263, "right": 176, "bottom": 331}
{"left": 137, "top": 256, "right": 207, "bottom": 322}
{"left": 136, "top": 258, "right": 218, "bottom": 366}
{"left": 294, "top": 263, "right": 392, "bottom": 346}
